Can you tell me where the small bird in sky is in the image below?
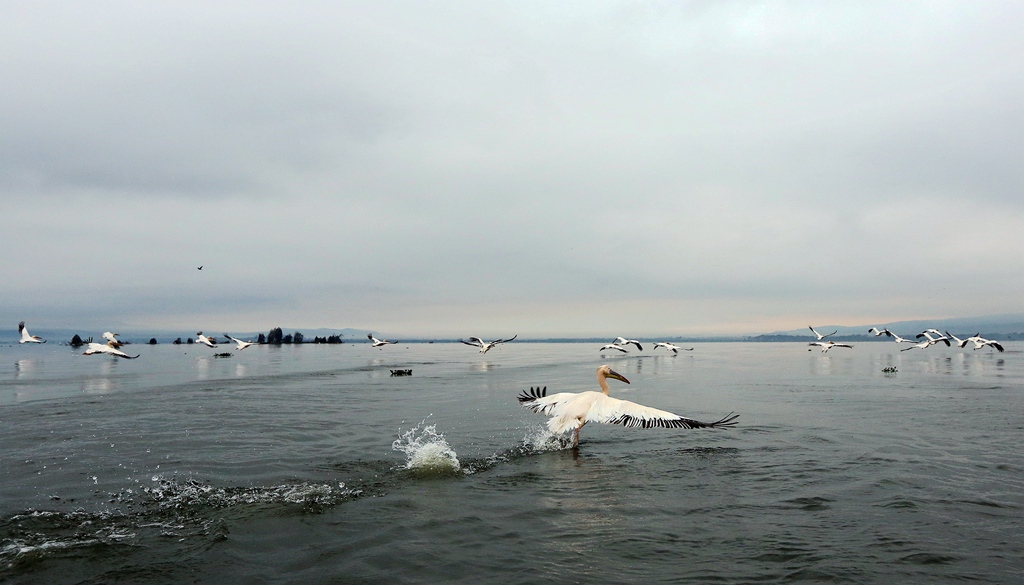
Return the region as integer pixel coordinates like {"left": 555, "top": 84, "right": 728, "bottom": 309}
{"left": 195, "top": 332, "right": 218, "bottom": 347}
{"left": 518, "top": 364, "right": 738, "bottom": 448}
{"left": 613, "top": 337, "right": 643, "bottom": 351}
{"left": 809, "top": 326, "right": 837, "bottom": 341}
{"left": 18, "top": 322, "right": 45, "bottom": 344}
{"left": 459, "top": 334, "right": 517, "bottom": 353}
{"left": 83, "top": 342, "right": 139, "bottom": 359}
{"left": 224, "top": 334, "right": 254, "bottom": 350}
{"left": 809, "top": 341, "right": 853, "bottom": 353}
{"left": 652, "top": 342, "right": 693, "bottom": 354}
{"left": 368, "top": 334, "right": 395, "bottom": 347}
{"left": 197, "top": 265, "right": 203, "bottom": 270}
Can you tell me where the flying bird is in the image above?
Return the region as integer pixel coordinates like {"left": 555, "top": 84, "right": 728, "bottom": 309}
{"left": 809, "top": 326, "right": 837, "bottom": 341}
{"left": 868, "top": 327, "right": 889, "bottom": 336}
{"left": 459, "top": 334, "right": 517, "bottom": 353}
{"left": 224, "top": 334, "right": 254, "bottom": 350}
{"left": 83, "top": 342, "right": 139, "bottom": 359}
{"left": 197, "top": 266, "right": 203, "bottom": 270}
{"left": 809, "top": 341, "right": 853, "bottom": 353}
{"left": 18, "top": 322, "right": 45, "bottom": 344}
{"left": 613, "top": 337, "right": 643, "bottom": 351}
{"left": 368, "top": 334, "right": 394, "bottom": 347}
{"left": 102, "top": 332, "right": 123, "bottom": 348}
{"left": 916, "top": 330, "right": 951, "bottom": 347}
{"left": 518, "top": 364, "right": 738, "bottom": 447}
{"left": 885, "top": 331, "right": 916, "bottom": 344}
{"left": 966, "top": 335, "right": 1004, "bottom": 352}
{"left": 599, "top": 343, "right": 629, "bottom": 353}
{"left": 195, "top": 332, "right": 218, "bottom": 348}
{"left": 652, "top": 342, "right": 693, "bottom": 354}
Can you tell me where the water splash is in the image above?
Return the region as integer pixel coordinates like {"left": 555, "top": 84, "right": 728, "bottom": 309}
{"left": 522, "top": 425, "right": 573, "bottom": 452}
{"left": 392, "top": 422, "right": 461, "bottom": 475}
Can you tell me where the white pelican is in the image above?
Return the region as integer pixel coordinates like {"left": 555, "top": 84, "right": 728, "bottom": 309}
{"left": 368, "top": 334, "right": 394, "bottom": 347}
{"left": 518, "top": 364, "right": 738, "bottom": 447}
{"left": 966, "top": 335, "right": 1004, "bottom": 352}
{"left": 614, "top": 337, "right": 643, "bottom": 351}
{"left": 195, "top": 332, "right": 218, "bottom": 348}
{"left": 599, "top": 343, "right": 629, "bottom": 353}
{"left": 868, "top": 327, "right": 888, "bottom": 336}
{"left": 809, "top": 341, "right": 852, "bottom": 353}
{"left": 916, "top": 330, "right": 951, "bottom": 347}
{"left": 885, "top": 331, "right": 916, "bottom": 344}
{"left": 652, "top": 342, "right": 693, "bottom": 354}
{"left": 83, "top": 342, "right": 139, "bottom": 359}
{"left": 459, "top": 334, "right": 517, "bottom": 353}
{"left": 224, "top": 334, "right": 254, "bottom": 350}
{"left": 809, "top": 326, "right": 837, "bottom": 341}
{"left": 102, "top": 332, "right": 123, "bottom": 348}
{"left": 945, "top": 331, "right": 974, "bottom": 349}
{"left": 18, "top": 322, "right": 45, "bottom": 344}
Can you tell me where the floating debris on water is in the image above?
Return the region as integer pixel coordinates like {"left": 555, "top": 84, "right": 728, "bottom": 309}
{"left": 882, "top": 366, "right": 898, "bottom": 373}
{"left": 390, "top": 369, "right": 413, "bottom": 376}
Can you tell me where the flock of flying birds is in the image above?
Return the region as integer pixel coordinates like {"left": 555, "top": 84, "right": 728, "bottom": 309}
{"left": 807, "top": 325, "right": 1005, "bottom": 353}
{"left": 14, "top": 320, "right": 1007, "bottom": 448}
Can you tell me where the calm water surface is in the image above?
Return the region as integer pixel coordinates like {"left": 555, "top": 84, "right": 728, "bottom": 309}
{"left": 1, "top": 341, "right": 1022, "bottom": 584}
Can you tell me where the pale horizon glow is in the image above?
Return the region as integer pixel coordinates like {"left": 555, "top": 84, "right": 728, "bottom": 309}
{"left": 3, "top": 2, "right": 1023, "bottom": 338}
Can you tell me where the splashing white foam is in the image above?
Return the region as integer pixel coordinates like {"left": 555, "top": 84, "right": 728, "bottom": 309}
{"left": 523, "top": 425, "right": 573, "bottom": 452}
{"left": 392, "top": 422, "right": 460, "bottom": 474}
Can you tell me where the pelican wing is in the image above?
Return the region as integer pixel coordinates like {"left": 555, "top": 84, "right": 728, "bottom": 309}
{"left": 459, "top": 338, "right": 483, "bottom": 347}
{"left": 494, "top": 334, "right": 517, "bottom": 344}
{"left": 518, "top": 387, "right": 584, "bottom": 415}
{"left": 588, "top": 394, "right": 739, "bottom": 429}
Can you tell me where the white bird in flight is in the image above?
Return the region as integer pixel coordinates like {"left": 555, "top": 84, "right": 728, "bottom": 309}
{"left": 195, "top": 332, "right": 218, "bottom": 348}
{"left": 599, "top": 343, "right": 629, "bottom": 353}
{"left": 459, "top": 334, "right": 517, "bottom": 353}
{"left": 102, "top": 332, "right": 123, "bottom": 348}
{"left": 916, "top": 330, "right": 951, "bottom": 347}
{"left": 224, "top": 334, "right": 254, "bottom": 350}
{"left": 809, "top": 341, "right": 853, "bottom": 353}
{"left": 368, "top": 334, "right": 395, "bottom": 347}
{"left": 18, "top": 322, "right": 45, "bottom": 344}
{"left": 83, "top": 342, "right": 139, "bottom": 359}
{"left": 808, "top": 326, "right": 837, "bottom": 341}
{"left": 868, "top": 327, "right": 888, "bottom": 336}
{"left": 518, "top": 364, "right": 739, "bottom": 447}
{"left": 613, "top": 337, "right": 643, "bottom": 351}
{"left": 965, "top": 335, "right": 1004, "bottom": 352}
{"left": 652, "top": 342, "right": 693, "bottom": 354}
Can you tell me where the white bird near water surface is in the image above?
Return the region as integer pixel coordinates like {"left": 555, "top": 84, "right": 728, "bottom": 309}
{"left": 18, "top": 322, "right": 44, "bottom": 344}
{"left": 809, "top": 341, "right": 853, "bottom": 353}
{"left": 195, "top": 332, "right": 218, "bottom": 348}
{"left": 599, "top": 343, "right": 629, "bottom": 353}
{"left": 224, "top": 334, "right": 254, "bottom": 350}
{"left": 652, "top": 342, "right": 693, "bottom": 354}
{"left": 83, "top": 342, "right": 139, "bottom": 359}
{"left": 459, "top": 334, "right": 517, "bottom": 353}
{"left": 613, "top": 337, "right": 643, "bottom": 351}
{"left": 368, "top": 334, "right": 395, "bottom": 347}
{"left": 518, "top": 364, "right": 739, "bottom": 447}
{"left": 102, "top": 332, "right": 123, "bottom": 348}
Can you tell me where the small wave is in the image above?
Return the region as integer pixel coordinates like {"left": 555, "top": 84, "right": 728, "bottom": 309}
{"left": 392, "top": 421, "right": 461, "bottom": 475}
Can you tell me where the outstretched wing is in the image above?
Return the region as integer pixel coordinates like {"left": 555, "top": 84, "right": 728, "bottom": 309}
{"left": 588, "top": 394, "right": 739, "bottom": 429}
{"left": 460, "top": 338, "right": 483, "bottom": 347}
{"left": 494, "top": 334, "right": 517, "bottom": 344}
{"left": 518, "top": 387, "right": 583, "bottom": 415}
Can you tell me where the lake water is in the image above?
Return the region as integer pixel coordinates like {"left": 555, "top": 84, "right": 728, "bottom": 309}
{"left": 1, "top": 341, "right": 1022, "bottom": 584}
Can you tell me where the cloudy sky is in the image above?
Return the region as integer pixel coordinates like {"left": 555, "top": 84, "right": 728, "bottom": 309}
{"left": 3, "top": 1, "right": 1023, "bottom": 337}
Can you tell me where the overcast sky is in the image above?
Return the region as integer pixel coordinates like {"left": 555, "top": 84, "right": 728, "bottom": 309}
{"left": 3, "top": 1, "right": 1023, "bottom": 337}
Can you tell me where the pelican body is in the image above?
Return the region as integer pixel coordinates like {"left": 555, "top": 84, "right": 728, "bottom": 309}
{"left": 224, "top": 334, "right": 254, "bottom": 350}
{"left": 653, "top": 342, "right": 692, "bottom": 354}
{"left": 809, "top": 341, "right": 853, "bottom": 353}
{"left": 518, "top": 365, "right": 738, "bottom": 447}
{"left": 460, "top": 334, "right": 517, "bottom": 353}
{"left": 196, "top": 332, "right": 218, "bottom": 348}
{"left": 368, "top": 334, "right": 395, "bottom": 347}
{"left": 18, "top": 322, "right": 45, "bottom": 344}
{"left": 83, "top": 342, "right": 139, "bottom": 359}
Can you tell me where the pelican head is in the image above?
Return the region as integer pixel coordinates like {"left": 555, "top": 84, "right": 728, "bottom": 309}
{"left": 597, "top": 364, "right": 630, "bottom": 394}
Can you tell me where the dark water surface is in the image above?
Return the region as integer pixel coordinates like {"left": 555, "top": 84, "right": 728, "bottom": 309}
{"left": 2, "top": 342, "right": 1022, "bottom": 583}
